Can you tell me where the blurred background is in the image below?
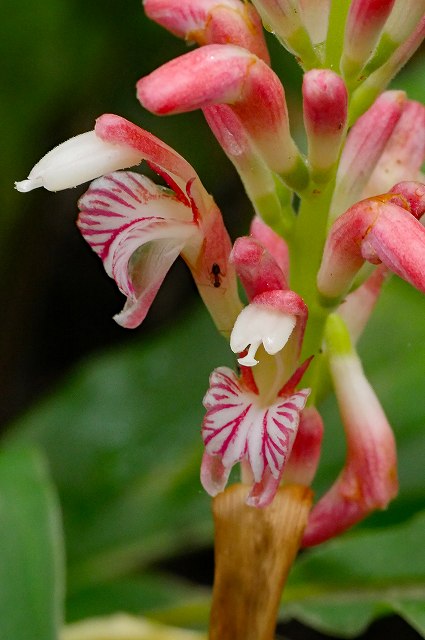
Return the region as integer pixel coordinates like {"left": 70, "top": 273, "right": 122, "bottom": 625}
{"left": 1, "top": 1, "right": 425, "bottom": 638}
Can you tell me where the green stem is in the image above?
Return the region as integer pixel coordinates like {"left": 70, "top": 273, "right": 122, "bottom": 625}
{"left": 325, "top": 0, "right": 351, "bottom": 71}
{"left": 287, "top": 178, "right": 337, "bottom": 399}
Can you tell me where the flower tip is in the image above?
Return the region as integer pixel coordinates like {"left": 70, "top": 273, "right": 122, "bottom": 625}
{"left": 237, "top": 353, "right": 259, "bottom": 367}
{"left": 15, "top": 178, "right": 44, "bottom": 192}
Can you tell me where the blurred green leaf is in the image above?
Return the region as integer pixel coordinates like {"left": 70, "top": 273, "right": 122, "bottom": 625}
{"left": 392, "top": 600, "right": 425, "bottom": 636}
{"left": 66, "top": 573, "right": 209, "bottom": 625}
{"left": 0, "top": 446, "right": 64, "bottom": 640}
{"left": 7, "top": 306, "right": 232, "bottom": 592}
{"left": 283, "top": 511, "right": 425, "bottom": 638}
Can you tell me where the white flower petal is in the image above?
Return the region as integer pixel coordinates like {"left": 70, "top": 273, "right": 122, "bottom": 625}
{"left": 230, "top": 303, "right": 296, "bottom": 366}
{"left": 15, "top": 131, "right": 143, "bottom": 192}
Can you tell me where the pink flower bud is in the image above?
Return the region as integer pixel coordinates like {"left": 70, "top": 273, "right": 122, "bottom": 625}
{"left": 302, "top": 315, "right": 398, "bottom": 546}
{"left": 377, "top": 0, "right": 425, "bottom": 54}
{"left": 203, "top": 105, "right": 286, "bottom": 228}
{"left": 282, "top": 406, "right": 323, "bottom": 487}
{"left": 137, "top": 44, "right": 308, "bottom": 189}
{"left": 250, "top": 216, "right": 290, "bottom": 278}
{"left": 302, "top": 69, "right": 348, "bottom": 179}
{"left": 144, "top": 0, "right": 270, "bottom": 62}
{"left": 318, "top": 191, "right": 425, "bottom": 301}
{"left": 349, "top": 16, "right": 425, "bottom": 121}
{"left": 230, "top": 236, "right": 288, "bottom": 300}
{"left": 341, "top": 0, "right": 397, "bottom": 80}
{"left": 363, "top": 100, "right": 425, "bottom": 197}
{"left": 331, "top": 90, "right": 405, "bottom": 220}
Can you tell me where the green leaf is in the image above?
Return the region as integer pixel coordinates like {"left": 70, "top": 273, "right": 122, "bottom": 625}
{"left": 0, "top": 446, "right": 64, "bottom": 640}
{"left": 66, "top": 573, "right": 209, "bottom": 626}
{"left": 283, "top": 511, "right": 425, "bottom": 637}
{"left": 392, "top": 600, "right": 425, "bottom": 637}
{"left": 7, "top": 307, "right": 232, "bottom": 592}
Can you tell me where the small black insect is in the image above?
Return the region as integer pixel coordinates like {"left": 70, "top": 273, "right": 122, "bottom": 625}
{"left": 210, "top": 263, "right": 222, "bottom": 288}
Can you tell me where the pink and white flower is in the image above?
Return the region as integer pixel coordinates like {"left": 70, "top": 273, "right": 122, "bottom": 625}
{"left": 303, "top": 314, "right": 398, "bottom": 546}
{"left": 201, "top": 366, "right": 311, "bottom": 507}
{"left": 318, "top": 183, "right": 425, "bottom": 301}
{"left": 17, "top": 113, "right": 242, "bottom": 334}
{"left": 201, "top": 235, "right": 313, "bottom": 506}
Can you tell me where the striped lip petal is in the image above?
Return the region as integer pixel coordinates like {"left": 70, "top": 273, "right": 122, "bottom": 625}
{"left": 201, "top": 366, "right": 310, "bottom": 506}
{"left": 77, "top": 171, "right": 200, "bottom": 328}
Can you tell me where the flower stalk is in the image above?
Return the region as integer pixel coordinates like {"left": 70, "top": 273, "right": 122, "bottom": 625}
{"left": 209, "top": 483, "right": 312, "bottom": 640}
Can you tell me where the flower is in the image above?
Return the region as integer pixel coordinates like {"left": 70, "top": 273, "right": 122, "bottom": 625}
{"left": 318, "top": 182, "right": 425, "bottom": 302}
{"left": 144, "top": 0, "right": 270, "bottom": 62}
{"left": 16, "top": 113, "right": 242, "bottom": 334}
{"left": 137, "top": 44, "right": 308, "bottom": 190}
{"left": 200, "top": 235, "right": 313, "bottom": 507}
{"left": 302, "top": 314, "right": 398, "bottom": 546}
{"left": 201, "top": 365, "right": 311, "bottom": 508}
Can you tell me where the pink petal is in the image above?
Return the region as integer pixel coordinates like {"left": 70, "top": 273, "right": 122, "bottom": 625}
{"left": 247, "top": 390, "right": 311, "bottom": 482}
{"left": 389, "top": 181, "right": 425, "bottom": 220}
{"left": 144, "top": 0, "right": 270, "bottom": 62}
{"left": 341, "top": 0, "right": 397, "bottom": 79}
{"left": 246, "top": 467, "right": 281, "bottom": 508}
{"left": 137, "top": 45, "right": 306, "bottom": 184}
{"left": 250, "top": 216, "right": 290, "bottom": 279}
{"left": 363, "top": 101, "right": 425, "bottom": 197}
{"left": 318, "top": 193, "right": 425, "bottom": 300}
{"left": 302, "top": 70, "right": 348, "bottom": 178}
{"left": 200, "top": 451, "right": 231, "bottom": 496}
{"left": 94, "top": 114, "right": 206, "bottom": 208}
{"left": 230, "top": 236, "right": 288, "bottom": 300}
{"left": 202, "top": 367, "right": 253, "bottom": 465}
{"left": 302, "top": 345, "right": 398, "bottom": 547}
{"left": 77, "top": 171, "right": 198, "bottom": 328}
{"left": 331, "top": 91, "right": 405, "bottom": 220}
{"left": 282, "top": 406, "right": 323, "bottom": 487}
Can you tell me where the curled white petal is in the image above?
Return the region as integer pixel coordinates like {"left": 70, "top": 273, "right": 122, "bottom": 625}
{"left": 230, "top": 304, "right": 296, "bottom": 366}
{"left": 15, "top": 131, "right": 143, "bottom": 192}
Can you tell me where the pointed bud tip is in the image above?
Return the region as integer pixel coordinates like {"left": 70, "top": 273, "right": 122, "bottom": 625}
{"left": 15, "top": 178, "right": 44, "bottom": 193}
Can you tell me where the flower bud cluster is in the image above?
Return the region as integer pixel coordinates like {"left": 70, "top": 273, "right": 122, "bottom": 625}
{"left": 16, "top": 0, "right": 425, "bottom": 544}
